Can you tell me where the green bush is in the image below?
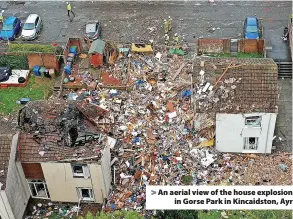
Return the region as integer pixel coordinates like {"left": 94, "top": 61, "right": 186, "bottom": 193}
{"left": 8, "top": 43, "right": 57, "bottom": 53}
{"left": 76, "top": 210, "right": 144, "bottom": 219}
{"left": 0, "top": 55, "right": 28, "bottom": 69}
{"left": 155, "top": 210, "right": 199, "bottom": 219}
{"left": 182, "top": 175, "right": 193, "bottom": 185}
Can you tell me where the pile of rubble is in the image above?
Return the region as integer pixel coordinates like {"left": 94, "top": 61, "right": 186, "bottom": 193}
{"left": 25, "top": 201, "right": 102, "bottom": 219}
{"left": 25, "top": 202, "right": 80, "bottom": 219}
{"left": 60, "top": 49, "right": 291, "bottom": 214}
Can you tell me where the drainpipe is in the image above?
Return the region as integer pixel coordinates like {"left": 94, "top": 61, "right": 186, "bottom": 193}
{"left": 113, "top": 166, "right": 116, "bottom": 186}
{"left": 264, "top": 114, "right": 272, "bottom": 154}
{"left": 0, "top": 183, "right": 11, "bottom": 219}
{"left": 76, "top": 197, "right": 83, "bottom": 216}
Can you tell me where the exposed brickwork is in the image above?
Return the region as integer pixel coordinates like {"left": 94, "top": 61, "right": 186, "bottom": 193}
{"left": 197, "top": 38, "right": 230, "bottom": 54}
{"left": 238, "top": 39, "right": 265, "bottom": 54}
{"left": 27, "top": 53, "right": 60, "bottom": 72}
{"left": 198, "top": 38, "right": 265, "bottom": 55}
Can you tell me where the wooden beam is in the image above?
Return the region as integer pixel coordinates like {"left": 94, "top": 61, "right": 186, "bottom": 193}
{"left": 172, "top": 63, "right": 185, "bottom": 80}
{"left": 214, "top": 63, "right": 233, "bottom": 86}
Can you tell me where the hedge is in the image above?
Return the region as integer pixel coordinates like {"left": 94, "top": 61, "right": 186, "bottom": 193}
{"left": 0, "top": 55, "right": 29, "bottom": 69}
{"left": 8, "top": 43, "right": 57, "bottom": 53}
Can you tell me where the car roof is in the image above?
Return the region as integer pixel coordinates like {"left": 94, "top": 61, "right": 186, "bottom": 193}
{"left": 86, "top": 23, "right": 97, "bottom": 33}
{"left": 25, "top": 14, "right": 39, "bottom": 23}
{"left": 246, "top": 17, "right": 258, "bottom": 26}
{"left": 5, "top": 16, "right": 17, "bottom": 24}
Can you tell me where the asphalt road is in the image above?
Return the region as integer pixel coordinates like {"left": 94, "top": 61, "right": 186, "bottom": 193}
{"left": 0, "top": 1, "right": 291, "bottom": 60}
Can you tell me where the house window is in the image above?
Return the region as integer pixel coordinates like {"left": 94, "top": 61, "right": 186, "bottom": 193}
{"left": 245, "top": 116, "right": 261, "bottom": 126}
{"left": 72, "top": 164, "right": 90, "bottom": 178}
{"left": 27, "top": 179, "right": 50, "bottom": 199}
{"left": 244, "top": 137, "right": 259, "bottom": 150}
{"left": 77, "top": 188, "right": 94, "bottom": 201}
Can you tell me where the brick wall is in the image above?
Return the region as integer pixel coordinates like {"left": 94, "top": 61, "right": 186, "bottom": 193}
{"left": 238, "top": 39, "right": 265, "bottom": 54}
{"left": 27, "top": 53, "right": 60, "bottom": 72}
{"left": 63, "top": 38, "right": 83, "bottom": 64}
{"left": 197, "top": 38, "right": 265, "bottom": 55}
{"left": 197, "top": 38, "right": 230, "bottom": 54}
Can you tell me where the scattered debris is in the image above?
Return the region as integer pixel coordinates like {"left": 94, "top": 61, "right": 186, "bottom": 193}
{"left": 279, "top": 163, "right": 288, "bottom": 172}
{"left": 9, "top": 42, "right": 288, "bottom": 217}
{"left": 53, "top": 47, "right": 287, "bottom": 215}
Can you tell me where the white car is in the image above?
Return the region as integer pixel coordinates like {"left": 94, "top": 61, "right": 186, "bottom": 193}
{"left": 21, "top": 14, "right": 42, "bottom": 40}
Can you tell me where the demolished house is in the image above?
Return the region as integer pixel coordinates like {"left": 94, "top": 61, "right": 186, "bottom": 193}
{"left": 64, "top": 53, "right": 283, "bottom": 214}
{"left": 16, "top": 100, "right": 114, "bottom": 204}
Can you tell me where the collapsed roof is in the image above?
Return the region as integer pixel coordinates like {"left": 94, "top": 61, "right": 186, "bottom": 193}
{"left": 17, "top": 99, "right": 114, "bottom": 163}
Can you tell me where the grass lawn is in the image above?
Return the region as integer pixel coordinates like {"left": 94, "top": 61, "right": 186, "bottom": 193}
{"left": 199, "top": 210, "right": 292, "bottom": 219}
{"left": 209, "top": 52, "right": 263, "bottom": 58}
{"left": 0, "top": 75, "right": 54, "bottom": 115}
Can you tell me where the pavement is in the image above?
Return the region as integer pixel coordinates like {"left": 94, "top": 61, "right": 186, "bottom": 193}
{"left": 0, "top": 0, "right": 292, "bottom": 151}
{"left": 275, "top": 79, "right": 292, "bottom": 152}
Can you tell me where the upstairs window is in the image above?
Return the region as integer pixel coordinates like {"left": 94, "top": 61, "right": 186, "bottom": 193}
{"left": 245, "top": 116, "right": 261, "bottom": 127}
{"left": 72, "top": 164, "right": 90, "bottom": 179}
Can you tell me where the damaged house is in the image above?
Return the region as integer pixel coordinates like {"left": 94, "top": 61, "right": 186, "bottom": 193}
{"left": 15, "top": 100, "right": 113, "bottom": 204}
{"left": 0, "top": 134, "right": 30, "bottom": 219}
{"left": 192, "top": 57, "right": 279, "bottom": 153}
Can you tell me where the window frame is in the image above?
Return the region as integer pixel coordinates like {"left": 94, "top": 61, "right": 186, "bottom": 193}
{"left": 245, "top": 116, "right": 261, "bottom": 127}
{"left": 77, "top": 187, "right": 95, "bottom": 202}
{"left": 71, "top": 164, "right": 90, "bottom": 178}
{"left": 27, "top": 179, "right": 50, "bottom": 199}
{"left": 13, "top": 20, "right": 17, "bottom": 27}
{"left": 243, "top": 137, "right": 259, "bottom": 150}
{"left": 35, "top": 17, "right": 39, "bottom": 27}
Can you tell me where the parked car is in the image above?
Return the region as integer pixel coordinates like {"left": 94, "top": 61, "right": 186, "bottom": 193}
{"left": 243, "top": 17, "right": 261, "bottom": 39}
{"left": 21, "top": 14, "right": 42, "bottom": 40}
{"left": 85, "top": 21, "right": 101, "bottom": 42}
{"left": 0, "top": 16, "right": 21, "bottom": 41}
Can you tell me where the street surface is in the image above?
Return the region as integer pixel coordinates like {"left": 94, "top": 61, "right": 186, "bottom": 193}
{"left": 0, "top": 0, "right": 292, "bottom": 151}
{"left": 0, "top": 1, "right": 291, "bottom": 60}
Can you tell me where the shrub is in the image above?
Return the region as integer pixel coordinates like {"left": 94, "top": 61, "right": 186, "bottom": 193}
{"left": 8, "top": 43, "right": 57, "bottom": 53}
{"left": 0, "top": 55, "right": 29, "bottom": 69}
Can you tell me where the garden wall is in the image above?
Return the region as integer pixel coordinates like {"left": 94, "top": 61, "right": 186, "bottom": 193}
{"left": 27, "top": 53, "right": 60, "bottom": 72}
{"left": 63, "top": 38, "right": 83, "bottom": 63}
{"left": 197, "top": 38, "right": 265, "bottom": 55}
{"left": 197, "top": 38, "right": 230, "bottom": 54}
{"left": 238, "top": 39, "right": 265, "bottom": 54}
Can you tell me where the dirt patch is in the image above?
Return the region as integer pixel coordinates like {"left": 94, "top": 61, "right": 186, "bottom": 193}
{"left": 32, "top": 77, "right": 53, "bottom": 88}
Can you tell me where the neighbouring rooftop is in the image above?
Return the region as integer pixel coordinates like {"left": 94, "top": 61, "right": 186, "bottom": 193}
{"left": 191, "top": 57, "right": 279, "bottom": 113}
{"left": 0, "top": 134, "right": 13, "bottom": 190}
